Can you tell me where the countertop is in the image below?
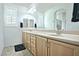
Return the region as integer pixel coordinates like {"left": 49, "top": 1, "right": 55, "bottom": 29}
{"left": 22, "top": 29, "right": 79, "bottom": 46}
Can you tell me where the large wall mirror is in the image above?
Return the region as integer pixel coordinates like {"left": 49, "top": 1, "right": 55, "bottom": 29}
{"left": 18, "top": 3, "right": 74, "bottom": 31}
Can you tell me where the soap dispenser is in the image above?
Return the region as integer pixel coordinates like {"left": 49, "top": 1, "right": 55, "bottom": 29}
{"left": 34, "top": 23, "right": 37, "bottom": 28}
{"left": 20, "top": 22, "right": 23, "bottom": 28}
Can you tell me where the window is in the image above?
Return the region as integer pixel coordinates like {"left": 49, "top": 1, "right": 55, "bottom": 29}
{"left": 4, "top": 6, "right": 17, "bottom": 26}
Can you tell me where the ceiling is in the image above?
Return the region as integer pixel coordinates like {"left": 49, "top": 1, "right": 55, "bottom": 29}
{"left": 12, "top": 3, "right": 70, "bottom": 13}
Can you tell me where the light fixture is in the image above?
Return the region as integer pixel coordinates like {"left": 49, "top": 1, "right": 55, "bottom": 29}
{"left": 28, "top": 4, "right": 37, "bottom": 14}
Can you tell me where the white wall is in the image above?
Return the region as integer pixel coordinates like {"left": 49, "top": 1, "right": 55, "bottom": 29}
{"left": 36, "top": 12, "right": 44, "bottom": 28}
{"left": 4, "top": 4, "right": 22, "bottom": 47}
{"left": 4, "top": 26, "right": 22, "bottom": 47}
{"left": 0, "top": 4, "right": 4, "bottom": 55}
{"left": 65, "top": 4, "right": 79, "bottom": 31}
{"left": 44, "top": 8, "right": 55, "bottom": 29}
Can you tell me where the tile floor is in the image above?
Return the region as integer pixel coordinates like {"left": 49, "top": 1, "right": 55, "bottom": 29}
{"left": 1, "top": 46, "right": 32, "bottom": 56}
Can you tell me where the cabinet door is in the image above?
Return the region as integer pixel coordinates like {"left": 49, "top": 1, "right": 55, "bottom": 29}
{"left": 26, "top": 33, "right": 31, "bottom": 50}
{"left": 30, "top": 34, "right": 36, "bottom": 55}
{"left": 48, "top": 39, "right": 77, "bottom": 56}
{"left": 22, "top": 32, "right": 27, "bottom": 48}
{"left": 22, "top": 32, "right": 24, "bottom": 43}
{"left": 74, "top": 47, "right": 79, "bottom": 56}
{"left": 36, "top": 36, "right": 47, "bottom": 56}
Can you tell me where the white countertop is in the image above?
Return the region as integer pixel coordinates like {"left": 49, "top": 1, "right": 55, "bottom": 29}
{"left": 22, "top": 29, "right": 79, "bottom": 46}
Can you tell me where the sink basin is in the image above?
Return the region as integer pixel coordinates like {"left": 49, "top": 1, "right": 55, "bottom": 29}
{"left": 46, "top": 33, "right": 60, "bottom": 36}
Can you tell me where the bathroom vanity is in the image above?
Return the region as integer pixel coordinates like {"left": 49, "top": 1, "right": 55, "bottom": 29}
{"left": 22, "top": 29, "right": 79, "bottom": 56}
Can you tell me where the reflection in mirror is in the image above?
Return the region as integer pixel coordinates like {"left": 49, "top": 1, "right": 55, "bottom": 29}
{"left": 54, "top": 9, "right": 66, "bottom": 34}
{"left": 20, "top": 14, "right": 36, "bottom": 28}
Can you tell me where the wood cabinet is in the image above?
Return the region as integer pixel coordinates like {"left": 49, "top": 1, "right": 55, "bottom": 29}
{"left": 36, "top": 36, "right": 48, "bottom": 56}
{"left": 22, "top": 32, "right": 24, "bottom": 43}
{"left": 22, "top": 32, "right": 31, "bottom": 50}
{"left": 30, "top": 34, "right": 36, "bottom": 55}
{"left": 22, "top": 32, "right": 27, "bottom": 48}
{"left": 26, "top": 32, "right": 31, "bottom": 50}
{"left": 22, "top": 32, "right": 79, "bottom": 56}
{"left": 48, "top": 39, "right": 79, "bottom": 56}
{"left": 74, "top": 47, "right": 79, "bottom": 56}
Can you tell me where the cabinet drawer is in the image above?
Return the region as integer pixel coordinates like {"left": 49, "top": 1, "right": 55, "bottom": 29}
{"left": 31, "top": 40, "right": 35, "bottom": 44}
{"left": 31, "top": 46, "right": 36, "bottom": 55}
{"left": 31, "top": 43, "right": 36, "bottom": 48}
